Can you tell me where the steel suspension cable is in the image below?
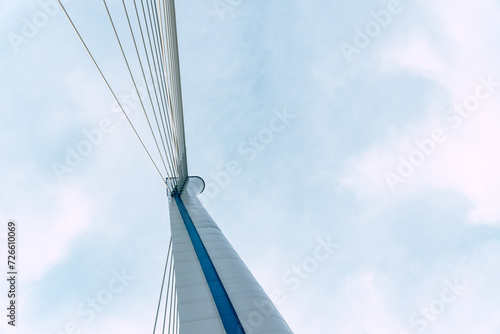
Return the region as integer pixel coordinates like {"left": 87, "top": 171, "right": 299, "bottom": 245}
{"left": 102, "top": 0, "right": 172, "bottom": 179}
{"left": 56, "top": 0, "right": 171, "bottom": 192}
{"left": 121, "top": 0, "right": 178, "bottom": 180}
{"left": 132, "top": 0, "right": 178, "bottom": 178}
{"left": 161, "top": 242, "right": 175, "bottom": 334}
{"left": 137, "top": 0, "right": 180, "bottom": 181}
{"left": 165, "top": 0, "right": 187, "bottom": 184}
{"left": 167, "top": 244, "right": 177, "bottom": 333}
{"left": 152, "top": 237, "right": 173, "bottom": 334}
{"left": 158, "top": 0, "right": 181, "bottom": 183}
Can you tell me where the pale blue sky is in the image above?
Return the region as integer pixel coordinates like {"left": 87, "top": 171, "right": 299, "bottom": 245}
{"left": 1, "top": 0, "right": 500, "bottom": 333}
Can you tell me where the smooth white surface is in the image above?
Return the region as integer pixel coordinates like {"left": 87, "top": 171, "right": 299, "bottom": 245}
{"left": 170, "top": 184, "right": 226, "bottom": 334}
{"left": 172, "top": 177, "right": 294, "bottom": 334}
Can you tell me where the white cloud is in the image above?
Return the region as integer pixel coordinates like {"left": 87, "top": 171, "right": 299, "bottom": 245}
{"left": 341, "top": 0, "right": 500, "bottom": 224}
{"left": 19, "top": 184, "right": 93, "bottom": 281}
{"left": 335, "top": 272, "right": 404, "bottom": 334}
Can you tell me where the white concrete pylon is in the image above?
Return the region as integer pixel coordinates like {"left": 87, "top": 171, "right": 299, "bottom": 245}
{"left": 169, "top": 176, "right": 294, "bottom": 334}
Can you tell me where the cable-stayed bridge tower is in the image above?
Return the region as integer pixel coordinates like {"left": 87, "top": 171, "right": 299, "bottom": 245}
{"left": 58, "top": 0, "right": 293, "bottom": 333}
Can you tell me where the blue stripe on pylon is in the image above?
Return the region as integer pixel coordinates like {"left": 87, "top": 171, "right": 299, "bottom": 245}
{"left": 173, "top": 192, "right": 245, "bottom": 334}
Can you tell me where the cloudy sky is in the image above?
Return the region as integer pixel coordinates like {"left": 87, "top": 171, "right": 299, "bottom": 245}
{"left": 1, "top": 0, "right": 500, "bottom": 333}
